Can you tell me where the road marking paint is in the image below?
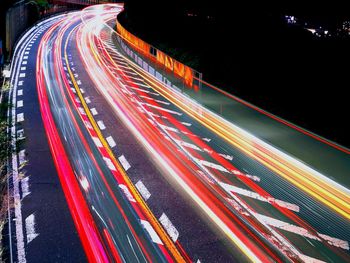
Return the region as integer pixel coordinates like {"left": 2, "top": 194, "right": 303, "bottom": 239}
{"left": 77, "top": 80, "right": 82, "bottom": 85}
{"left": 103, "top": 157, "right": 117, "bottom": 171}
{"left": 19, "top": 73, "right": 26, "bottom": 78}
{"left": 135, "top": 180, "right": 151, "bottom": 201}
{"left": 194, "top": 158, "right": 229, "bottom": 173}
{"left": 128, "top": 86, "right": 159, "bottom": 96}
{"left": 119, "top": 184, "right": 136, "bottom": 202}
{"left": 127, "top": 75, "right": 144, "bottom": 82}
{"left": 20, "top": 67, "right": 26, "bottom": 71}
{"left": 158, "top": 123, "right": 179, "bottom": 133}
{"left": 18, "top": 90, "right": 23, "bottom": 96}
{"left": 255, "top": 213, "right": 349, "bottom": 250}
{"left": 23, "top": 56, "right": 28, "bottom": 59}
{"left": 97, "top": 120, "right": 106, "bottom": 130}
{"left": 24, "top": 52, "right": 29, "bottom": 55}
{"left": 18, "top": 81, "right": 23, "bottom": 86}
{"left": 142, "top": 103, "right": 182, "bottom": 116}
{"left": 118, "top": 155, "right": 131, "bottom": 171}
{"left": 25, "top": 214, "right": 39, "bottom": 244}
{"left": 80, "top": 88, "right": 85, "bottom": 94}
{"left": 78, "top": 107, "right": 86, "bottom": 115}
{"left": 219, "top": 153, "right": 233, "bottom": 161}
{"left": 181, "top": 122, "right": 192, "bottom": 127}
{"left": 17, "top": 113, "right": 24, "bottom": 122}
{"left": 17, "top": 129, "right": 25, "bottom": 140}
{"left": 25, "top": 48, "right": 30, "bottom": 51}
{"left": 106, "top": 136, "right": 116, "bottom": 148}
{"left": 202, "top": 137, "right": 211, "bottom": 142}
{"left": 17, "top": 100, "right": 23, "bottom": 108}
{"left": 18, "top": 150, "right": 26, "bottom": 165}
{"left": 92, "top": 137, "right": 103, "bottom": 148}
{"left": 220, "top": 182, "right": 300, "bottom": 212}
{"left": 90, "top": 108, "right": 98, "bottom": 115}
{"left": 126, "top": 80, "right": 150, "bottom": 88}
{"left": 159, "top": 213, "right": 179, "bottom": 242}
{"left": 22, "top": 61, "right": 27, "bottom": 65}
{"left": 139, "top": 95, "right": 170, "bottom": 105}
{"left": 174, "top": 139, "right": 202, "bottom": 152}
{"left": 21, "top": 177, "right": 30, "bottom": 199}
{"left": 85, "top": 96, "right": 91, "bottom": 104}
{"left": 140, "top": 220, "right": 163, "bottom": 245}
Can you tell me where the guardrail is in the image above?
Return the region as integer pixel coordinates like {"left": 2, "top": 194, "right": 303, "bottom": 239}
{"left": 113, "top": 10, "right": 350, "bottom": 189}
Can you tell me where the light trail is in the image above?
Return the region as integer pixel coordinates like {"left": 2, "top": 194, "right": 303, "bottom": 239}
{"left": 32, "top": 3, "right": 350, "bottom": 263}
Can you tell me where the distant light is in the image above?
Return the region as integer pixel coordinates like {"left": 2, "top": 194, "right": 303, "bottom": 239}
{"left": 2, "top": 69, "right": 10, "bottom": 78}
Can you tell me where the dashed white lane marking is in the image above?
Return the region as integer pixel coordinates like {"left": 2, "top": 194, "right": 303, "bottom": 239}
{"left": 219, "top": 153, "right": 233, "bottom": 161}
{"left": 139, "top": 95, "right": 170, "bottom": 105}
{"left": 220, "top": 182, "right": 300, "bottom": 212}
{"left": 25, "top": 48, "right": 30, "bottom": 51}
{"left": 18, "top": 81, "right": 24, "bottom": 86}
{"left": 18, "top": 150, "right": 26, "bottom": 165}
{"left": 97, "top": 120, "right": 106, "bottom": 130}
{"left": 17, "top": 129, "right": 25, "bottom": 140}
{"left": 22, "top": 61, "right": 27, "bottom": 65}
{"left": 202, "top": 137, "right": 211, "bottom": 142}
{"left": 19, "top": 73, "right": 26, "bottom": 78}
{"left": 20, "top": 67, "right": 26, "bottom": 71}
{"left": 25, "top": 214, "right": 39, "bottom": 244}
{"left": 126, "top": 81, "right": 150, "bottom": 88}
{"left": 174, "top": 139, "right": 202, "bottom": 152}
{"left": 127, "top": 75, "right": 144, "bottom": 82}
{"left": 135, "top": 180, "right": 151, "bottom": 201}
{"left": 106, "top": 136, "right": 116, "bottom": 148}
{"left": 21, "top": 177, "right": 30, "bottom": 199}
{"left": 142, "top": 103, "right": 182, "bottom": 116}
{"left": 128, "top": 86, "right": 159, "bottom": 96}
{"left": 78, "top": 107, "right": 86, "bottom": 115}
{"left": 80, "top": 88, "right": 85, "bottom": 94}
{"left": 90, "top": 108, "right": 98, "bottom": 115}
{"left": 17, "top": 113, "right": 24, "bottom": 122}
{"left": 140, "top": 220, "right": 163, "bottom": 245}
{"left": 24, "top": 51, "right": 29, "bottom": 55}
{"left": 77, "top": 80, "right": 82, "bottom": 85}
{"left": 159, "top": 213, "right": 179, "bottom": 242}
{"left": 194, "top": 158, "right": 229, "bottom": 173}
{"left": 85, "top": 97, "right": 91, "bottom": 104}
{"left": 17, "top": 100, "right": 23, "bottom": 108}
{"left": 92, "top": 137, "right": 103, "bottom": 148}
{"left": 103, "top": 157, "right": 117, "bottom": 171}
{"left": 118, "top": 155, "right": 131, "bottom": 171}
{"left": 23, "top": 56, "right": 28, "bottom": 59}
{"left": 181, "top": 122, "right": 192, "bottom": 127}
{"left": 119, "top": 184, "right": 136, "bottom": 202}
{"left": 255, "top": 213, "right": 349, "bottom": 250}
{"left": 18, "top": 90, "right": 23, "bottom": 96}
{"left": 158, "top": 123, "right": 179, "bottom": 133}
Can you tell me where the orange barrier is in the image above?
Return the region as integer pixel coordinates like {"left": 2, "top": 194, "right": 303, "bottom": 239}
{"left": 116, "top": 21, "right": 194, "bottom": 87}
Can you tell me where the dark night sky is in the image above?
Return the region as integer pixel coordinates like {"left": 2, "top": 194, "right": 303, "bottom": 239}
{"left": 122, "top": 0, "right": 350, "bottom": 148}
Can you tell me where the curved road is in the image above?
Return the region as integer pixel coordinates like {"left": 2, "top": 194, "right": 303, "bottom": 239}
{"left": 7, "top": 4, "right": 350, "bottom": 263}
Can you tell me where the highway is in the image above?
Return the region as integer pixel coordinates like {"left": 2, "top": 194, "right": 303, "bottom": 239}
{"left": 7, "top": 4, "right": 350, "bottom": 262}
